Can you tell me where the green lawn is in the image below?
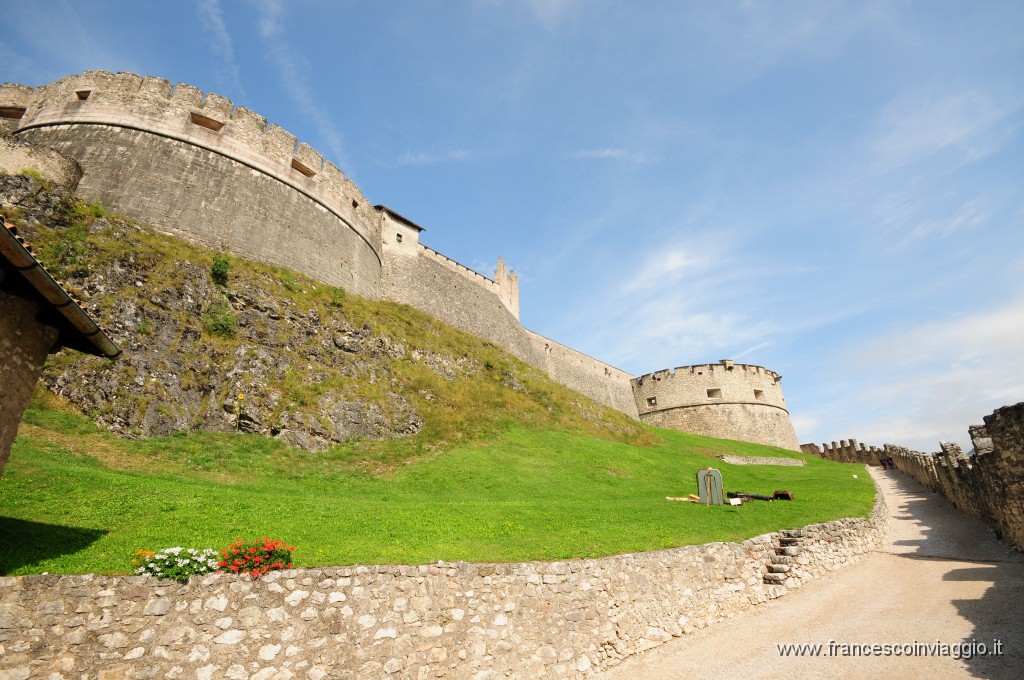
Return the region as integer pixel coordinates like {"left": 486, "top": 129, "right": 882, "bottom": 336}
{"left": 0, "top": 408, "right": 874, "bottom": 576}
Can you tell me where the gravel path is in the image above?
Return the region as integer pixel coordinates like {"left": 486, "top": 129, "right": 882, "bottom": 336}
{"left": 598, "top": 466, "right": 1024, "bottom": 679}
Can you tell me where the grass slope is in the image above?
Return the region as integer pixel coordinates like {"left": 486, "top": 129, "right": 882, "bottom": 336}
{"left": 1, "top": 403, "right": 875, "bottom": 575}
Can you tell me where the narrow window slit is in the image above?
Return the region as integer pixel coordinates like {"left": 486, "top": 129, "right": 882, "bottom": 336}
{"left": 0, "top": 106, "right": 27, "bottom": 120}
{"left": 189, "top": 111, "right": 225, "bottom": 132}
{"left": 291, "top": 158, "right": 317, "bottom": 177}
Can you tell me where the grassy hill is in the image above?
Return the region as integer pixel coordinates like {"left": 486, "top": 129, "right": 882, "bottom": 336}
{"left": 0, "top": 174, "right": 875, "bottom": 576}
{"left": 2, "top": 397, "right": 875, "bottom": 575}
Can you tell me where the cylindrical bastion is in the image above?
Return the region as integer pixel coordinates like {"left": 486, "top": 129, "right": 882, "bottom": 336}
{"left": 0, "top": 71, "right": 381, "bottom": 298}
{"left": 631, "top": 359, "right": 801, "bottom": 451}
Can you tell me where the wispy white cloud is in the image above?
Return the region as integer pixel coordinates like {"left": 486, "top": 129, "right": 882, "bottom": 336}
{"left": 828, "top": 295, "right": 1024, "bottom": 450}
{"left": 526, "top": 0, "right": 583, "bottom": 31}
{"left": 395, "top": 149, "right": 472, "bottom": 167}
{"left": 194, "top": 0, "right": 245, "bottom": 98}
{"left": 868, "top": 89, "right": 1022, "bottom": 172}
{"left": 620, "top": 247, "right": 703, "bottom": 294}
{"left": 572, "top": 147, "right": 645, "bottom": 162}
{"left": 250, "top": 0, "right": 348, "bottom": 169}
{"left": 478, "top": 0, "right": 583, "bottom": 31}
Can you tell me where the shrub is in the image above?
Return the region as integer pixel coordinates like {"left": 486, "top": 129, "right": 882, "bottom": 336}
{"left": 218, "top": 537, "right": 295, "bottom": 579}
{"left": 20, "top": 167, "right": 46, "bottom": 185}
{"left": 211, "top": 255, "right": 231, "bottom": 285}
{"left": 132, "top": 547, "right": 219, "bottom": 581}
{"left": 203, "top": 301, "right": 238, "bottom": 337}
{"left": 69, "top": 199, "right": 109, "bottom": 221}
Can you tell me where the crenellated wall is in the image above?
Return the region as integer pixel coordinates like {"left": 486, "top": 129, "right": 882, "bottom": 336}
{"left": 814, "top": 402, "right": 1024, "bottom": 552}
{"left": 1, "top": 71, "right": 381, "bottom": 298}
{"left": 2, "top": 72, "right": 803, "bottom": 446}
{"left": 378, "top": 207, "right": 638, "bottom": 416}
{"left": 631, "top": 360, "right": 800, "bottom": 450}
{"left": 800, "top": 438, "right": 886, "bottom": 466}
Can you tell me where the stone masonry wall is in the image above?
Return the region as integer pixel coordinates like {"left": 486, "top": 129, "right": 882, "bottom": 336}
{"left": 2, "top": 72, "right": 381, "bottom": 299}
{"left": 0, "top": 137, "right": 82, "bottom": 190}
{"left": 0, "top": 491, "right": 886, "bottom": 680}
{"left": 0, "top": 293, "right": 59, "bottom": 476}
{"left": 886, "top": 402, "right": 1024, "bottom": 551}
{"left": 800, "top": 438, "right": 885, "bottom": 466}
{"left": 523, "top": 331, "right": 639, "bottom": 419}
{"left": 632, "top": 361, "right": 800, "bottom": 451}
{"left": 379, "top": 213, "right": 638, "bottom": 417}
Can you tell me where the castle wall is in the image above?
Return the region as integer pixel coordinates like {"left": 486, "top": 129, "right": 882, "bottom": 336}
{"left": 2, "top": 72, "right": 381, "bottom": 298}
{"left": 0, "top": 137, "right": 82, "bottom": 190}
{"left": 380, "top": 233, "right": 538, "bottom": 362}
{"left": 800, "top": 438, "right": 885, "bottom": 466}
{"left": 0, "top": 294, "right": 59, "bottom": 476}
{"left": 4, "top": 72, "right": 806, "bottom": 436}
{"left": 379, "top": 210, "right": 638, "bottom": 416}
{"left": 631, "top": 361, "right": 800, "bottom": 450}
{"left": 524, "top": 330, "right": 639, "bottom": 419}
{"left": 885, "top": 402, "right": 1024, "bottom": 551}
{"left": 0, "top": 499, "right": 886, "bottom": 680}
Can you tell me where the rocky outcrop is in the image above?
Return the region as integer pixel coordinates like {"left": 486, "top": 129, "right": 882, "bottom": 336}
{"left": 0, "top": 174, "right": 431, "bottom": 451}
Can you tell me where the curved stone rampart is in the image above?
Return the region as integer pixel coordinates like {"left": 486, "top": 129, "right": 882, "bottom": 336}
{"left": 1, "top": 72, "right": 381, "bottom": 298}
{"left": 632, "top": 360, "right": 800, "bottom": 450}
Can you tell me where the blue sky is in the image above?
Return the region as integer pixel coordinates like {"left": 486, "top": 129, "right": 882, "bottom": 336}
{"left": 3, "top": 1, "right": 1022, "bottom": 452}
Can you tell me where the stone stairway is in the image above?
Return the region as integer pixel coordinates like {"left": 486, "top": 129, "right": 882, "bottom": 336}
{"left": 763, "top": 529, "right": 804, "bottom": 585}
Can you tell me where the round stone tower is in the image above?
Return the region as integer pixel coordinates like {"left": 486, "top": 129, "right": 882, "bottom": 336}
{"left": 0, "top": 71, "right": 381, "bottom": 298}
{"left": 630, "top": 359, "right": 800, "bottom": 451}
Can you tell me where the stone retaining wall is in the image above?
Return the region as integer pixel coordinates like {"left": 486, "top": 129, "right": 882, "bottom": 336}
{"left": 717, "top": 455, "right": 804, "bottom": 467}
{"left": 0, "top": 487, "right": 885, "bottom": 680}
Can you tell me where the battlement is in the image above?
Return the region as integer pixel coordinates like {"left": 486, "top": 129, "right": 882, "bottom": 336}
{"left": 3, "top": 70, "right": 802, "bottom": 449}
{"left": 631, "top": 359, "right": 787, "bottom": 410}
{"left": 633, "top": 359, "right": 782, "bottom": 385}
{"left": 800, "top": 438, "right": 884, "bottom": 465}
{"left": 631, "top": 359, "right": 798, "bottom": 450}
{"left": 0, "top": 71, "right": 378, "bottom": 256}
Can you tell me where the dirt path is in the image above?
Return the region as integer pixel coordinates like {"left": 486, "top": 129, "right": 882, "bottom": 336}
{"left": 597, "top": 466, "right": 1024, "bottom": 679}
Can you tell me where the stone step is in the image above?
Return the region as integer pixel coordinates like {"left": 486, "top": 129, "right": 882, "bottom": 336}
{"left": 778, "top": 546, "right": 802, "bottom": 556}
{"left": 763, "top": 573, "right": 787, "bottom": 583}
{"left": 768, "top": 564, "right": 790, "bottom": 573}
{"left": 771, "top": 555, "right": 798, "bottom": 565}
{"left": 778, "top": 537, "right": 802, "bottom": 546}
{"left": 782, "top": 529, "right": 805, "bottom": 538}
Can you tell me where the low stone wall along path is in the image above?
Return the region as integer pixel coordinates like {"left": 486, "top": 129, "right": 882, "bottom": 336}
{"left": 598, "top": 466, "right": 1024, "bottom": 679}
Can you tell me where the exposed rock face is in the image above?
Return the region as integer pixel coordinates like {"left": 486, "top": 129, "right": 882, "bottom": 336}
{"left": 1, "top": 174, "right": 426, "bottom": 451}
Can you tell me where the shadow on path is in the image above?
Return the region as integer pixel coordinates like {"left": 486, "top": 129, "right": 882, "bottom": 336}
{"left": 879, "top": 468, "right": 1024, "bottom": 678}
{"left": 0, "top": 516, "right": 106, "bottom": 575}
{"left": 598, "top": 465, "right": 1024, "bottom": 679}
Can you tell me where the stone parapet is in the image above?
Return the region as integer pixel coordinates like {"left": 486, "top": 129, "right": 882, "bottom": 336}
{"left": 866, "top": 402, "right": 1024, "bottom": 552}
{"left": 800, "top": 438, "right": 885, "bottom": 466}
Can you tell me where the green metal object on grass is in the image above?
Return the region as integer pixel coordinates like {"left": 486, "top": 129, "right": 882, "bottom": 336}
{"left": 696, "top": 467, "right": 724, "bottom": 505}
